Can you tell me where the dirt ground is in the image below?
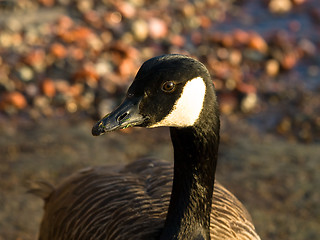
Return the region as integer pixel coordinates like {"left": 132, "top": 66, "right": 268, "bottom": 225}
{"left": 0, "top": 115, "right": 319, "bottom": 240}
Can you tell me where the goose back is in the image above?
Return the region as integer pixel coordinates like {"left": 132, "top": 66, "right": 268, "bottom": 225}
{"left": 37, "top": 158, "right": 260, "bottom": 240}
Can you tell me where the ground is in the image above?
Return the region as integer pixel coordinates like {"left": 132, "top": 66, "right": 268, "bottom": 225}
{"left": 0, "top": 116, "right": 319, "bottom": 240}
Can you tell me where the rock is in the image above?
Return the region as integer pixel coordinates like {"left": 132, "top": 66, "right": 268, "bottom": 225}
{"left": 229, "top": 49, "right": 242, "bottom": 66}
{"left": 73, "top": 63, "right": 99, "bottom": 85}
{"left": 56, "top": 16, "right": 74, "bottom": 32}
{"left": 66, "top": 100, "right": 78, "bottom": 113}
{"left": 34, "top": 95, "right": 50, "bottom": 111}
{"left": 77, "top": 0, "right": 93, "bottom": 13}
{"left": 69, "top": 83, "right": 84, "bottom": 98}
{"left": 198, "top": 15, "right": 211, "bottom": 29}
{"left": 241, "top": 93, "right": 258, "bottom": 113}
{"left": 84, "top": 10, "right": 103, "bottom": 28}
{"left": 298, "top": 38, "right": 317, "bottom": 56}
{"left": 50, "top": 43, "right": 67, "bottom": 59}
{"left": 95, "top": 60, "right": 112, "bottom": 76}
{"left": 69, "top": 46, "right": 84, "bottom": 60}
{"left": 115, "top": 1, "right": 136, "bottom": 19}
{"left": 6, "top": 18, "right": 22, "bottom": 32}
{"left": 87, "top": 34, "right": 103, "bottom": 51}
{"left": 18, "top": 66, "right": 34, "bottom": 82}
{"left": 59, "top": 26, "right": 93, "bottom": 43}
{"left": 182, "top": 3, "right": 195, "bottom": 17}
{"left": 0, "top": 91, "right": 27, "bottom": 110}
{"left": 233, "top": 29, "right": 250, "bottom": 46}
{"left": 41, "top": 78, "right": 56, "bottom": 98}
{"left": 217, "top": 47, "right": 229, "bottom": 60}
{"left": 148, "top": 18, "right": 168, "bottom": 39}
{"left": 105, "top": 11, "right": 122, "bottom": 24}
{"left": 281, "top": 52, "right": 298, "bottom": 70}
{"left": 265, "top": 59, "right": 280, "bottom": 76}
{"left": 132, "top": 19, "right": 149, "bottom": 42}
{"left": 169, "top": 34, "right": 185, "bottom": 47}
{"left": 268, "top": 0, "right": 292, "bottom": 14}
{"left": 118, "top": 57, "right": 136, "bottom": 78}
{"left": 23, "top": 49, "right": 46, "bottom": 68}
{"left": 248, "top": 32, "right": 268, "bottom": 54}
{"left": 25, "top": 83, "right": 39, "bottom": 98}
{"left": 54, "top": 79, "right": 70, "bottom": 94}
{"left": 221, "top": 33, "right": 234, "bottom": 47}
{"left": 191, "top": 31, "right": 203, "bottom": 45}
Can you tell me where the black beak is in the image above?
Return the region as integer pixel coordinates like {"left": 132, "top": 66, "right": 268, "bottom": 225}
{"left": 92, "top": 97, "right": 147, "bottom": 136}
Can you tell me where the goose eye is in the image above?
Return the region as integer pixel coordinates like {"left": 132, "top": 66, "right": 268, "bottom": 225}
{"left": 161, "top": 81, "right": 175, "bottom": 92}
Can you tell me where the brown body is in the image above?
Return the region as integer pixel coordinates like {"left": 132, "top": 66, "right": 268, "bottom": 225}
{"left": 37, "top": 158, "right": 260, "bottom": 240}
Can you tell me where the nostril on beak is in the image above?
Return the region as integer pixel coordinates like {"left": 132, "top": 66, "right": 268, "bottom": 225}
{"left": 117, "top": 112, "right": 128, "bottom": 123}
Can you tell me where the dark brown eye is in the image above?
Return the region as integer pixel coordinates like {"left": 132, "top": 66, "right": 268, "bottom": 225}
{"left": 161, "top": 81, "right": 175, "bottom": 92}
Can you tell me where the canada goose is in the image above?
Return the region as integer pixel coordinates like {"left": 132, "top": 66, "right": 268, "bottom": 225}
{"left": 35, "top": 54, "right": 261, "bottom": 240}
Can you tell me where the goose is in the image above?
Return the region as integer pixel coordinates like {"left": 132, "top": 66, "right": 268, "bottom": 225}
{"left": 35, "top": 54, "right": 261, "bottom": 240}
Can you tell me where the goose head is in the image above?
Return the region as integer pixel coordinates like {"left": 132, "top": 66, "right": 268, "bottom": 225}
{"left": 92, "top": 54, "right": 218, "bottom": 135}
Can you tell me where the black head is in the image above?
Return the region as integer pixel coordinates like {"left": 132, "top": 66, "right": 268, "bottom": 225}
{"left": 92, "top": 54, "right": 217, "bottom": 135}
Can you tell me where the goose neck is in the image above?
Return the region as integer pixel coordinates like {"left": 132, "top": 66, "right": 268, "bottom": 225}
{"left": 160, "top": 123, "right": 219, "bottom": 240}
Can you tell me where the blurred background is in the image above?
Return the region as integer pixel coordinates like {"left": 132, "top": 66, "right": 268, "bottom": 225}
{"left": 0, "top": 0, "right": 319, "bottom": 239}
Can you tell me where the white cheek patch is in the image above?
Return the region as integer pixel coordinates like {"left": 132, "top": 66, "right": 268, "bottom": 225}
{"left": 149, "top": 77, "right": 206, "bottom": 128}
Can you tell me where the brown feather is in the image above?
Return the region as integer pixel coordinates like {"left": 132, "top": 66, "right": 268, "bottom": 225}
{"left": 38, "top": 158, "right": 260, "bottom": 240}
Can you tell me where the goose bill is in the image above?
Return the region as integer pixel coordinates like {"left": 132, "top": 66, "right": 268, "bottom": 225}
{"left": 92, "top": 97, "right": 146, "bottom": 136}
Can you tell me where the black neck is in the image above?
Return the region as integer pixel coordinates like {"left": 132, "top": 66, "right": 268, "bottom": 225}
{"left": 160, "top": 104, "right": 220, "bottom": 240}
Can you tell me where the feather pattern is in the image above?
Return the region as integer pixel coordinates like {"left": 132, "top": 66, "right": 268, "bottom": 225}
{"left": 38, "top": 158, "right": 260, "bottom": 240}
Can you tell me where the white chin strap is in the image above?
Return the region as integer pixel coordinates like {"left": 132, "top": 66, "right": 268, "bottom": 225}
{"left": 149, "top": 77, "right": 206, "bottom": 128}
